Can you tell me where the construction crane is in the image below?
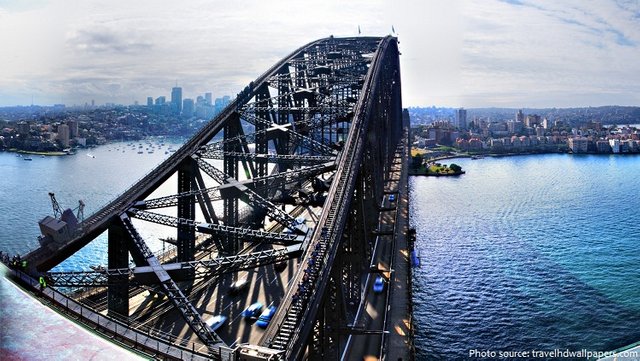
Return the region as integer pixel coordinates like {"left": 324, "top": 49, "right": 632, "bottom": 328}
{"left": 76, "top": 200, "right": 85, "bottom": 223}
{"left": 48, "top": 192, "right": 85, "bottom": 223}
{"left": 48, "top": 192, "right": 63, "bottom": 218}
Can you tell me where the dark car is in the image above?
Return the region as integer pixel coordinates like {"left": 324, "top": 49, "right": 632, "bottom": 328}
{"left": 274, "top": 261, "right": 287, "bottom": 272}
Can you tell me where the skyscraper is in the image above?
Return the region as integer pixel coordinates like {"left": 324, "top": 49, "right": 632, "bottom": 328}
{"left": 67, "top": 120, "right": 78, "bottom": 138}
{"left": 456, "top": 108, "right": 467, "bottom": 129}
{"left": 147, "top": 97, "right": 153, "bottom": 107}
{"left": 182, "top": 98, "right": 194, "bottom": 118}
{"left": 171, "top": 86, "right": 182, "bottom": 115}
{"left": 58, "top": 124, "right": 70, "bottom": 148}
{"left": 205, "top": 92, "right": 212, "bottom": 105}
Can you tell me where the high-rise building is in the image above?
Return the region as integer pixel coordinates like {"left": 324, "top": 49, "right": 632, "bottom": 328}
{"left": 525, "top": 114, "right": 541, "bottom": 128}
{"left": 68, "top": 120, "right": 79, "bottom": 138}
{"left": 155, "top": 96, "right": 166, "bottom": 105}
{"left": 456, "top": 108, "right": 467, "bottom": 129}
{"left": 147, "top": 97, "right": 153, "bottom": 107}
{"left": 58, "top": 124, "right": 70, "bottom": 148}
{"left": 507, "top": 120, "right": 523, "bottom": 134}
{"left": 205, "top": 92, "right": 212, "bottom": 105}
{"left": 171, "top": 87, "right": 183, "bottom": 115}
{"left": 516, "top": 109, "right": 525, "bottom": 123}
{"left": 182, "top": 98, "right": 194, "bottom": 118}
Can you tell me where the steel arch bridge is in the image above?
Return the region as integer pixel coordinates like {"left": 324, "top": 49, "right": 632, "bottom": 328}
{"left": 19, "top": 35, "right": 409, "bottom": 360}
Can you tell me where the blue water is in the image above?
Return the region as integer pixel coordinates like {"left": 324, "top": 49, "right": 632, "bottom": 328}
{"left": 410, "top": 154, "right": 640, "bottom": 359}
{"left": 2, "top": 144, "right": 640, "bottom": 359}
{"left": 0, "top": 138, "right": 188, "bottom": 271}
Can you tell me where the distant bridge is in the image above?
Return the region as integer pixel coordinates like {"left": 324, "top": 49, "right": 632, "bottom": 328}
{"left": 8, "top": 35, "right": 413, "bottom": 361}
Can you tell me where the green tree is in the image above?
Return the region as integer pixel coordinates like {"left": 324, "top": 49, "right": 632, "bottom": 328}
{"left": 449, "top": 163, "right": 462, "bottom": 173}
{"left": 411, "top": 155, "right": 423, "bottom": 169}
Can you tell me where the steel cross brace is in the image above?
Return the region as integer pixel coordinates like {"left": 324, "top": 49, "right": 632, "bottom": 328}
{"left": 128, "top": 209, "right": 301, "bottom": 245}
{"left": 118, "top": 214, "right": 225, "bottom": 350}
{"left": 135, "top": 162, "right": 335, "bottom": 211}
{"left": 45, "top": 244, "right": 303, "bottom": 288}
{"left": 197, "top": 150, "right": 335, "bottom": 164}
{"left": 238, "top": 112, "right": 337, "bottom": 156}
{"left": 193, "top": 157, "right": 307, "bottom": 234}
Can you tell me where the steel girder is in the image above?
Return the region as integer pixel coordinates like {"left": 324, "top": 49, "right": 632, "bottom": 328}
{"left": 197, "top": 150, "right": 335, "bottom": 164}
{"left": 128, "top": 209, "right": 301, "bottom": 245}
{"left": 135, "top": 162, "right": 335, "bottom": 211}
{"left": 46, "top": 244, "right": 302, "bottom": 288}
{"left": 193, "top": 157, "right": 307, "bottom": 234}
{"left": 258, "top": 36, "right": 401, "bottom": 360}
{"left": 119, "top": 214, "right": 225, "bottom": 350}
{"left": 26, "top": 36, "right": 340, "bottom": 272}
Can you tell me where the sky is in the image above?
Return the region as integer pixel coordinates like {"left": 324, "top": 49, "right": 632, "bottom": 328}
{"left": 0, "top": 0, "right": 639, "bottom": 108}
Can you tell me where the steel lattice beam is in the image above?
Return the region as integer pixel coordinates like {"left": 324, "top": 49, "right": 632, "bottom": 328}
{"left": 119, "top": 214, "right": 225, "bottom": 350}
{"left": 258, "top": 37, "right": 401, "bottom": 360}
{"left": 46, "top": 244, "right": 302, "bottom": 288}
{"left": 193, "top": 157, "right": 308, "bottom": 234}
{"left": 197, "top": 150, "right": 335, "bottom": 164}
{"left": 135, "top": 162, "right": 335, "bottom": 210}
{"left": 128, "top": 209, "right": 301, "bottom": 245}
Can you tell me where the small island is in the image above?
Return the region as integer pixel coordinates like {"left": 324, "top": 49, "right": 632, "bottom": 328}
{"left": 410, "top": 153, "right": 465, "bottom": 176}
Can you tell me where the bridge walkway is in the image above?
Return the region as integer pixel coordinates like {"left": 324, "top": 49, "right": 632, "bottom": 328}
{"left": 4, "top": 264, "right": 213, "bottom": 361}
{"left": 386, "top": 125, "right": 414, "bottom": 360}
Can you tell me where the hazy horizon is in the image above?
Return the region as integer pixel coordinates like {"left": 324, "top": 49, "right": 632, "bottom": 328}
{"left": 1, "top": 0, "right": 639, "bottom": 109}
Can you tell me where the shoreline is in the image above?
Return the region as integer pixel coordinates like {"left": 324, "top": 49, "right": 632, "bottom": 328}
{"left": 9, "top": 149, "right": 70, "bottom": 156}
{"left": 417, "top": 150, "right": 640, "bottom": 164}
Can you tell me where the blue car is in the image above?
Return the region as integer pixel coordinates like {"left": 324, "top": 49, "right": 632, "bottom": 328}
{"left": 242, "top": 302, "right": 263, "bottom": 319}
{"left": 256, "top": 306, "right": 277, "bottom": 328}
{"left": 389, "top": 194, "right": 396, "bottom": 202}
{"left": 373, "top": 275, "right": 385, "bottom": 294}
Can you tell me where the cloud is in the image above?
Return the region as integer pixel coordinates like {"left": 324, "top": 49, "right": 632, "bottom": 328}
{"left": 0, "top": 0, "right": 637, "bottom": 108}
{"left": 66, "top": 27, "right": 153, "bottom": 54}
{"left": 458, "top": 0, "right": 640, "bottom": 107}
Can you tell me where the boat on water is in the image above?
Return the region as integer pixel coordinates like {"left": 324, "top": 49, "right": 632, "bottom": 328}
{"left": 411, "top": 250, "right": 420, "bottom": 267}
{"left": 471, "top": 155, "right": 485, "bottom": 160}
{"left": 23, "top": 156, "right": 33, "bottom": 161}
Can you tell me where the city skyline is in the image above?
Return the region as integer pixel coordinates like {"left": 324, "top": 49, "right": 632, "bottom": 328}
{"left": 1, "top": 0, "right": 639, "bottom": 108}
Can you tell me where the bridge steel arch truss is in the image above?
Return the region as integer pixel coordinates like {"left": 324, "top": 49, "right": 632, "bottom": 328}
{"left": 258, "top": 36, "right": 403, "bottom": 360}
{"left": 22, "top": 35, "right": 403, "bottom": 360}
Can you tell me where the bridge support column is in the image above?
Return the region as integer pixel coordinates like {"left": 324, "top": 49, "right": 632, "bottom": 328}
{"left": 108, "top": 222, "right": 129, "bottom": 317}
{"left": 178, "top": 158, "right": 197, "bottom": 263}
{"left": 222, "top": 112, "right": 241, "bottom": 255}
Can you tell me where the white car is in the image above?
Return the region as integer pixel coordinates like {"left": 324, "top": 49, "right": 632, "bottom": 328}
{"left": 206, "top": 315, "right": 227, "bottom": 332}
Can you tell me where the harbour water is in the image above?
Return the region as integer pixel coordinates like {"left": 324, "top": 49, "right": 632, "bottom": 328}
{"left": 1, "top": 144, "right": 639, "bottom": 359}
{"left": 410, "top": 153, "right": 640, "bottom": 359}
{"left": 0, "top": 138, "right": 189, "bottom": 271}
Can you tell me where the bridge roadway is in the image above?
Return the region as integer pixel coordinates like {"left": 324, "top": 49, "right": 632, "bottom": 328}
{"left": 343, "top": 126, "right": 412, "bottom": 360}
